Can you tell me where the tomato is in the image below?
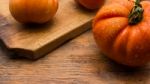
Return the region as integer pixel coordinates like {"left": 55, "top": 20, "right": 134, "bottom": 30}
{"left": 93, "top": 0, "right": 150, "bottom": 67}
{"left": 9, "top": 0, "right": 58, "bottom": 24}
{"left": 75, "top": 0, "right": 104, "bottom": 10}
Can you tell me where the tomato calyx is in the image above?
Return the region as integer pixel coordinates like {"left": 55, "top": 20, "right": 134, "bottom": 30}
{"left": 128, "top": 0, "right": 144, "bottom": 25}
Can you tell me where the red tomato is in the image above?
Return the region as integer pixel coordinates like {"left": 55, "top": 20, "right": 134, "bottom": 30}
{"left": 93, "top": 0, "right": 150, "bottom": 67}
{"left": 9, "top": 0, "right": 58, "bottom": 24}
{"left": 75, "top": 0, "right": 104, "bottom": 10}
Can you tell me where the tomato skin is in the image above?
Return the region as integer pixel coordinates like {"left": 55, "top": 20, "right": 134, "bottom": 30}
{"left": 92, "top": 0, "right": 150, "bottom": 67}
{"left": 9, "top": 0, "right": 58, "bottom": 24}
{"left": 75, "top": 0, "right": 104, "bottom": 10}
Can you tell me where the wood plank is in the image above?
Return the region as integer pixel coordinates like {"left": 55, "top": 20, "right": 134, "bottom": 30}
{"left": 0, "top": 0, "right": 95, "bottom": 59}
{"left": 0, "top": 31, "right": 149, "bottom": 84}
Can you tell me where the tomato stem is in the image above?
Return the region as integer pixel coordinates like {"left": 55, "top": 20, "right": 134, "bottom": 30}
{"left": 128, "top": 0, "right": 144, "bottom": 25}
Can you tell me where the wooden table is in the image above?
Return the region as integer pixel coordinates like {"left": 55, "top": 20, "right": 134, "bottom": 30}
{"left": 0, "top": 31, "right": 149, "bottom": 84}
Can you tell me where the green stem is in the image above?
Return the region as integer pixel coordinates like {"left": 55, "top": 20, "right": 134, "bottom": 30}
{"left": 128, "top": 0, "right": 144, "bottom": 25}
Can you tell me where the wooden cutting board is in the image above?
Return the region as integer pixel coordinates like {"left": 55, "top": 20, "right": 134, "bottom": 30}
{"left": 0, "top": 0, "right": 95, "bottom": 59}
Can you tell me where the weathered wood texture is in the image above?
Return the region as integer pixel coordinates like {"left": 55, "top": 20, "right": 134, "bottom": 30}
{"left": 0, "top": 31, "right": 149, "bottom": 84}
{"left": 0, "top": 0, "right": 95, "bottom": 59}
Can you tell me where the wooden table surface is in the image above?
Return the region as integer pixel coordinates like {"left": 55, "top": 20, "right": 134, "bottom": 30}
{"left": 0, "top": 31, "right": 149, "bottom": 84}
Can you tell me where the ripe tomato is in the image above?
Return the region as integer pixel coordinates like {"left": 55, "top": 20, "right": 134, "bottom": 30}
{"left": 93, "top": 0, "right": 150, "bottom": 67}
{"left": 75, "top": 0, "right": 104, "bottom": 10}
{"left": 9, "top": 0, "right": 58, "bottom": 24}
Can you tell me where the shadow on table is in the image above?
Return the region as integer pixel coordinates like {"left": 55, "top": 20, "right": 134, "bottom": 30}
{"left": 94, "top": 53, "right": 150, "bottom": 83}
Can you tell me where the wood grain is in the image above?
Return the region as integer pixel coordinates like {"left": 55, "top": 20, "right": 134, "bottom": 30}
{"left": 0, "top": 31, "right": 149, "bottom": 84}
{"left": 0, "top": 0, "right": 95, "bottom": 59}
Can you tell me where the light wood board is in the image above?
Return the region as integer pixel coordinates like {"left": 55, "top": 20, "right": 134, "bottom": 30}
{"left": 0, "top": 0, "right": 95, "bottom": 59}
